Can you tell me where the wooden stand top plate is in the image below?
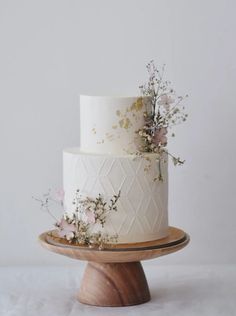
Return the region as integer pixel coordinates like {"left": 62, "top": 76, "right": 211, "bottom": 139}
{"left": 39, "top": 226, "right": 189, "bottom": 263}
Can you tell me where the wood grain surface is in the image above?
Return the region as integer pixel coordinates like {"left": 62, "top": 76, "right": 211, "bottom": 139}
{"left": 78, "top": 261, "right": 150, "bottom": 306}
{"left": 39, "top": 226, "right": 190, "bottom": 263}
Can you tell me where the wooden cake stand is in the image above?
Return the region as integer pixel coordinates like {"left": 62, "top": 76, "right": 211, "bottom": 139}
{"left": 39, "top": 226, "right": 189, "bottom": 307}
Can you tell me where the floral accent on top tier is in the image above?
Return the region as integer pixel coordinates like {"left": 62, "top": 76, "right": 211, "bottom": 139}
{"left": 34, "top": 189, "right": 121, "bottom": 249}
{"left": 138, "top": 60, "right": 188, "bottom": 166}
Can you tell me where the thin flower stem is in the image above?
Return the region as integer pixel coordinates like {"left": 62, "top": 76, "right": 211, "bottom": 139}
{"left": 158, "top": 159, "right": 163, "bottom": 181}
{"left": 155, "top": 64, "right": 165, "bottom": 113}
{"left": 32, "top": 196, "right": 59, "bottom": 222}
{"left": 164, "top": 96, "right": 187, "bottom": 118}
{"left": 45, "top": 206, "right": 59, "bottom": 222}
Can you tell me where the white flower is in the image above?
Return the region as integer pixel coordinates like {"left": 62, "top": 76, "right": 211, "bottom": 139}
{"left": 65, "top": 231, "right": 75, "bottom": 241}
{"left": 157, "top": 94, "right": 175, "bottom": 110}
{"left": 57, "top": 218, "right": 76, "bottom": 240}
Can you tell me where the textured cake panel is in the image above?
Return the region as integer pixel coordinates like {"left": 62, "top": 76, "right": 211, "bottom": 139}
{"left": 80, "top": 95, "right": 152, "bottom": 155}
{"left": 63, "top": 148, "right": 169, "bottom": 243}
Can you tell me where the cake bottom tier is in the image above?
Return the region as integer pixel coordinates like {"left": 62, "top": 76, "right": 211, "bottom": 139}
{"left": 63, "top": 148, "right": 169, "bottom": 243}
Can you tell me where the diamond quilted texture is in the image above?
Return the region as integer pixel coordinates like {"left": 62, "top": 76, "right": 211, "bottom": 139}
{"left": 136, "top": 165, "right": 153, "bottom": 194}
{"left": 63, "top": 149, "right": 168, "bottom": 242}
{"left": 84, "top": 155, "right": 106, "bottom": 176}
{"left": 127, "top": 178, "right": 144, "bottom": 213}
{"left": 90, "top": 178, "right": 106, "bottom": 196}
{"left": 151, "top": 191, "right": 165, "bottom": 230}
{"left": 74, "top": 157, "right": 88, "bottom": 189}
{"left": 119, "top": 157, "right": 135, "bottom": 176}
{"left": 106, "top": 159, "right": 126, "bottom": 193}
{"left": 106, "top": 199, "right": 129, "bottom": 234}
{"left": 131, "top": 217, "right": 146, "bottom": 234}
{"left": 145, "top": 198, "right": 161, "bottom": 231}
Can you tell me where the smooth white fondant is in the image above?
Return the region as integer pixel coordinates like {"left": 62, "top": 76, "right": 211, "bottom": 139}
{"left": 80, "top": 95, "right": 152, "bottom": 155}
{"left": 63, "top": 148, "right": 169, "bottom": 243}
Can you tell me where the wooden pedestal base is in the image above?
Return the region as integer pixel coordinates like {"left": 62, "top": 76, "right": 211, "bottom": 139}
{"left": 78, "top": 261, "right": 150, "bottom": 306}
{"left": 39, "top": 227, "right": 190, "bottom": 307}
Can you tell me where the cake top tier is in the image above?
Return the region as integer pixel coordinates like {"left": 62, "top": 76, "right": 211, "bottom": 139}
{"left": 80, "top": 95, "right": 152, "bottom": 155}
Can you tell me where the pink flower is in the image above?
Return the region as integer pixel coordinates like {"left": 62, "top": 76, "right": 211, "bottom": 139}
{"left": 85, "top": 210, "right": 96, "bottom": 224}
{"left": 153, "top": 127, "right": 168, "bottom": 146}
{"left": 157, "top": 94, "right": 175, "bottom": 110}
{"left": 55, "top": 189, "right": 65, "bottom": 202}
{"left": 57, "top": 218, "right": 76, "bottom": 240}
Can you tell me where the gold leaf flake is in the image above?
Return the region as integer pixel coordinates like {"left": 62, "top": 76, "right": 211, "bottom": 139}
{"left": 119, "top": 119, "right": 124, "bottom": 127}
{"left": 130, "top": 97, "right": 143, "bottom": 112}
{"left": 119, "top": 118, "right": 132, "bottom": 129}
{"left": 106, "top": 132, "right": 114, "bottom": 141}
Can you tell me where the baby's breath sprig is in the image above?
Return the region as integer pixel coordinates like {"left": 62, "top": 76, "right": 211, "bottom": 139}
{"left": 32, "top": 189, "right": 60, "bottom": 222}
{"left": 109, "top": 190, "right": 121, "bottom": 212}
{"left": 137, "top": 60, "right": 188, "bottom": 179}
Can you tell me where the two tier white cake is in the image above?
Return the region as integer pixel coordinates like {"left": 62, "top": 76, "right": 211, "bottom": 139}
{"left": 63, "top": 95, "right": 169, "bottom": 243}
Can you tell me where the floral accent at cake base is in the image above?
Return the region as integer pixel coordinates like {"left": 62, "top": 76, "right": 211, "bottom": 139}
{"left": 34, "top": 189, "right": 121, "bottom": 249}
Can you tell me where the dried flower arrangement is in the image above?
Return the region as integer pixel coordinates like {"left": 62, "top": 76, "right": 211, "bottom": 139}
{"left": 34, "top": 189, "right": 121, "bottom": 249}
{"left": 137, "top": 60, "right": 188, "bottom": 180}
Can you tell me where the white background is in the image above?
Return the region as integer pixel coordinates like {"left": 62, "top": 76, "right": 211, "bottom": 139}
{"left": 0, "top": 0, "right": 235, "bottom": 266}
